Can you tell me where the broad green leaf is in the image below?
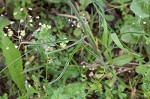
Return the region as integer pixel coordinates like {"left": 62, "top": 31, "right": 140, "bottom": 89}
{"left": 13, "top": 7, "right": 27, "bottom": 20}
{"left": 136, "top": 65, "right": 149, "bottom": 75}
{"left": 145, "top": 37, "right": 150, "bottom": 45}
{"left": 120, "top": 25, "right": 143, "bottom": 44}
{"left": 1, "top": 35, "right": 25, "bottom": 93}
{"left": 130, "top": 0, "right": 149, "bottom": 18}
{"left": 105, "top": 14, "right": 115, "bottom": 21}
{"left": 80, "top": 0, "right": 92, "bottom": 10}
{"left": 121, "top": 34, "right": 138, "bottom": 44}
{"left": 0, "top": 16, "right": 10, "bottom": 31}
{"left": 111, "top": 33, "right": 126, "bottom": 51}
{"left": 113, "top": 54, "right": 133, "bottom": 66}
{"left": 73, "top": 28, "right": 82, "bottom": 37}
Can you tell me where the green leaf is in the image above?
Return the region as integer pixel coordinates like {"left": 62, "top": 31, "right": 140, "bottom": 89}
{"left": 0, "top": 93, "right": 8, "bottom": 99}
{"left": 113, "top": 54, "right": 133, "bottom": 66}
{"left": 111, "top": 33, "right": 126, "bottom": 51}
{"left": 121, "top": 34, "right": 138, "bottom": 44}
{"left": 73, "top": 28, "right": 82, "bottom": 37}
{"left": 136, "top": 65, "right": 149, "bottom": 75}
{"left": 80, "top": 0, "right": 92, "bottom": 10}
{"left": 105, "top": 15, "right": 115, "bottom": 21}
{"left": 118, "top": 85, "right": 125, "bottom": 92}
{"left": 13, "top": 7, "right": 27, "bottom": 20}
{"left": 130, "top": 0, "right": 149, "bottom": 18}
{"left": 25, "top": 86, "right": 38, "bottom": 97}
{"left": 0, "top": 16, "right": 10, "bottom": 31}
{"left": 145, "top": 37, "right": 150, "bottom": 45}
{"left": 146, "top": 44, "right": 150, "bottom": 57}
{"left": 1, "top": 35, "right": 25, "bottom": 93}
{"left": 120, "top": 25, "right": 143, "bottom": 44}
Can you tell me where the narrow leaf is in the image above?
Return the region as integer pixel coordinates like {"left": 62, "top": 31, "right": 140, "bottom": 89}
{"left": 111, "top": 33, "right": 127, "bottom": 51}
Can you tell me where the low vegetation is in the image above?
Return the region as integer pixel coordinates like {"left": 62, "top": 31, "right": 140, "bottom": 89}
{"left": 0, "top": 0, "right": 150, "bottom": 98}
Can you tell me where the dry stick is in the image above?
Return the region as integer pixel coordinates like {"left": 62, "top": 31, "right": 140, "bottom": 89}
{"left": 116, "top": 66, "right": 136, "bottom": 74}
{"left": 18, "top": 41, "right": 35, "bottom": 50}
{"left": 57, "top": 13, "right": 77, "bottom": 19}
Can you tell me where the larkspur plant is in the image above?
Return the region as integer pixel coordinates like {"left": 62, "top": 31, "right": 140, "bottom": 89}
{"left": 0, "top": 0, "right": 150, "bottom": 99}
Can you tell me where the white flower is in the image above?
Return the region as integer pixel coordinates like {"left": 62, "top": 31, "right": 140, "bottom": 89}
{"left": 60, "top": 42, "right": 66, "bottom": 48}
{"left": 35, "top": 28, "right": 41, "bottom": 32}
{"left": 89, "top": 72, "right": 94, "bottom": 77}
{"left": 20, "top": 19, "right": 24, "bottom": 23}
{"left": 10, "top": 21, "right": 14, "bottom": 24}
{"left": 143, "top": 22, "right": 147, "bottom": 24}
{"left": 20, "top": 8, "right": 24, "bottom": 11}
{"left": 29, "top": 19, "right": 33, "bottom": 22}
{"left": 14, "top": 12, "right": 18, "bottom": 15}
{"left": 49, "top": 25, "right": 52, "bottom": 29}
{"left": 73, "top": 20, "right": 76, "bottom": 24}
{"left": 8, "top": 29, "right": 13, "bottom": 37}
{"left": 4, "top": 33, "right": 7, "bottom": 36}
{"left": 82, "top": 65, "right": 86, "bottom": 68}
{"left": 6, "top": 47, "right": 9, "bottom": 50}
{"left": 36, "top": 16, "right": 40, "bottom": 19}
{"left": 29, "top": 15, "right": 32, "bottom": 18}
{"left": 28, "top": 8, "right": 32, "bottom": 10}
{"left": 15, "top": 45, "right": 18, "bottom": 48}
{"left": 20, "top": 30, "right": 25, "bottom": 36}
{"left": 18, "top": 36, "right": 22, "bottom": 39}
{"left": 39, "top": 22, "right": 42, "bottom": 26}
{"left": 30, "top": 23, "right": 33, "bottom": 26}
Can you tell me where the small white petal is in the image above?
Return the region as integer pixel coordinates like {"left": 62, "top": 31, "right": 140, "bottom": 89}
{"left": 28, "top": 8, "right": 32, "bottom": 10}
{"left": 39, "top": 22, "right": 42, "bottom": 25}
{"left": 4, "top": 34, "right": 7, "bottom": 36}
{"left": 143, "top": 22, "right": 147, "bottom": 24}
{"left": 6, "top": 47, "right": 9, "bottom": 50}
{"left": 20, "top": 19, "right": 24, "bottom": 23}
{"left": 20, "top": 8, "right": 24, "bottom": 11}
{"left": 30, "top": 23, "right": 33, "bottom": 26}
{"left": 10, "top": 21, "right": 14, "bottom": 24}
{"left": 29, "top": 15, "right": 32, "bottom": 18}
{"left": 15, "top": 45, "right": 18, "bottom": 48}
{"left": 29, "top": 19, "right": 33, "bottom": 22}
{"left": 18, "top": 36, "right": 22, "bottom": 39}
{"left": 14, "top": 12, "right": 17, "bottom": 15}
{"left": 36, "top": 16, "right": 40, "bottom": 19}
{"left": 89, "top": 72, "right": 94, "bottom": 77}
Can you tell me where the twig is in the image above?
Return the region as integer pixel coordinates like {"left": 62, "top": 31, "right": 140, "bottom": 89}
{"left": 117, "top": 66, "right": 136, "bottom": 74}
{"left": 57, "top": 13, "right": 77, "bottom": 19}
